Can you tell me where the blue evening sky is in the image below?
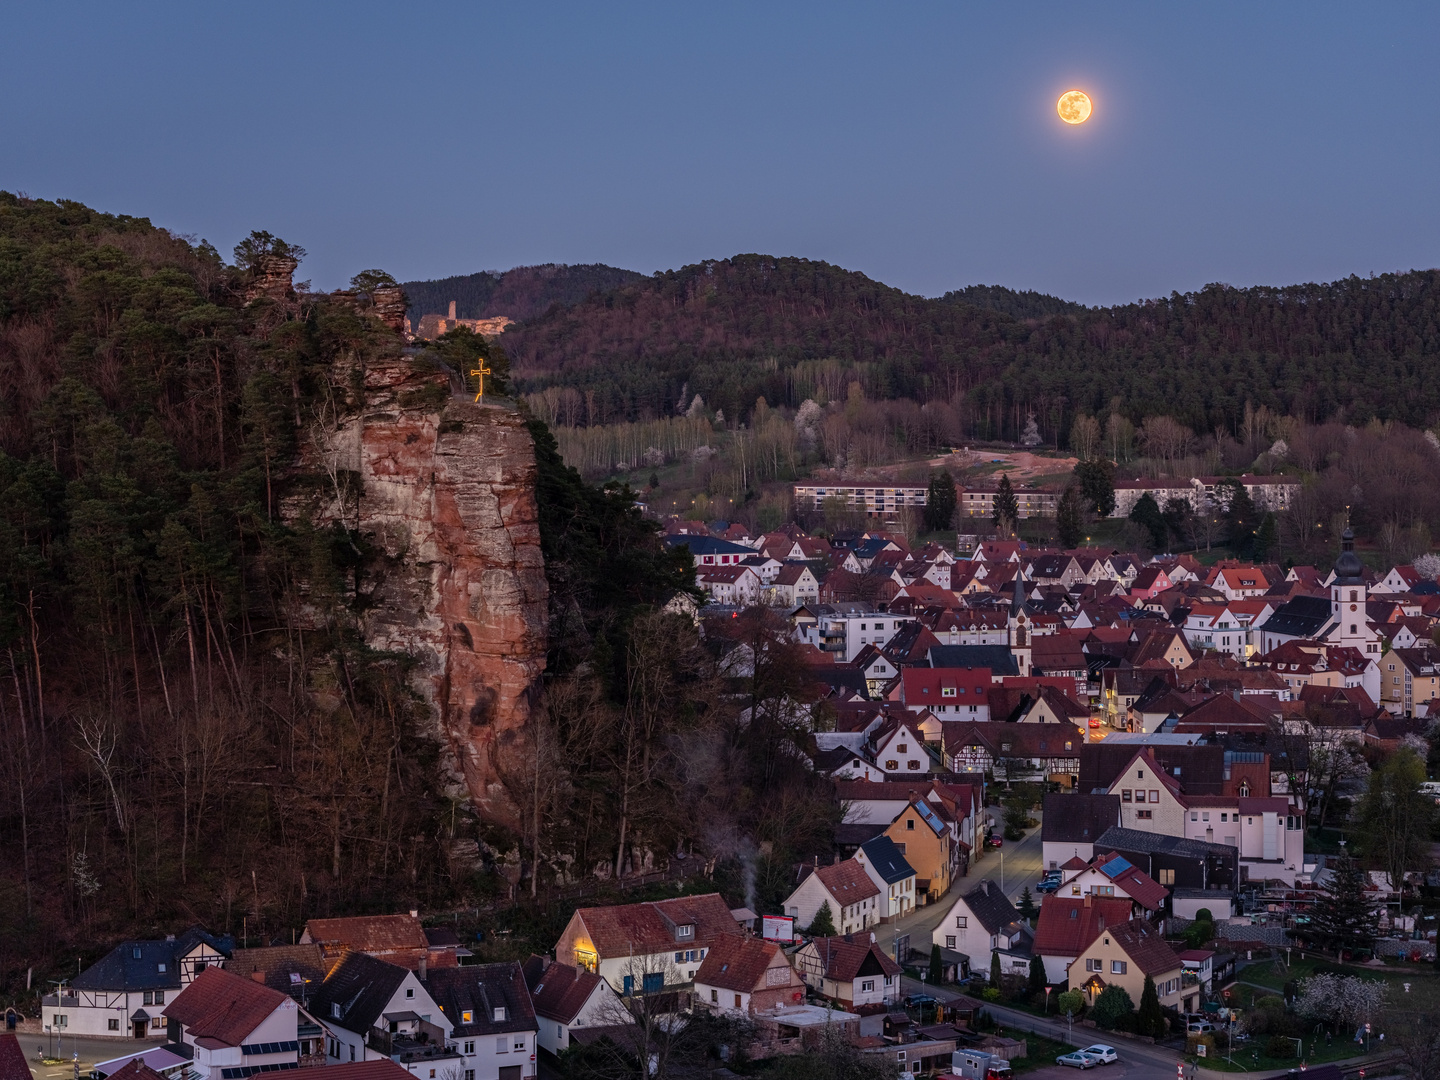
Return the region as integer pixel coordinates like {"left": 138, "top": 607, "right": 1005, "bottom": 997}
{"left": 4, "top": 2, "right": 1437, "bottom": 305}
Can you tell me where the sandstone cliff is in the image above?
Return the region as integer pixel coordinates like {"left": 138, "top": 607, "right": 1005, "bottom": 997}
{"left": 296, "top": 353, "right": 548, "bottom": 826}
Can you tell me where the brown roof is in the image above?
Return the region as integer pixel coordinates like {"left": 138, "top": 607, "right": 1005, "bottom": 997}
{"left": 694, "top": 935, "right": 788, "bottom": 993}
{"left": 572, "top": 892, "right": 740, "bottom": 958}
{"left": 1, "top": 1036, "right": 34, "bottom": 1080}
{"left": 303, "top": 913, "right": 428, "bottom": 953}
{"left": 1090, "top": 852, "right": 1169, "bottom": 911}
{"left": 1107, "top": 919, "right": 1183, "bottom": 976}
{"left": 162, "top": 966, "right": 288, "bottom": 1047}
{"left": 98, "top": 1064, "right": 169, "bottom": 1080}
{"left": 287, "top": 1063, "right": 413, "bottom": 1080}
{"left": 805, "top": 935, "right": 903, "bottom": 982}
{"left": 522, "top": 957, "right": 605, "bottom": 1024}
{"left": 1033, "top": 895, "right": 1132, "bottom": 958}
{"left": 225, "top": 944, "right": 330, "bottom": 999}
{"left": 811, "top": 859, "right": 881, "bottom": 904}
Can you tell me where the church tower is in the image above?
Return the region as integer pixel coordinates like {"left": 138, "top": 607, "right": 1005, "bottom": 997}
{"left": 1328, "top": 527, "right": 1376, "bottom": 655}
{"left": 1009, "top": 565, "right": 1032, "bottom": 676}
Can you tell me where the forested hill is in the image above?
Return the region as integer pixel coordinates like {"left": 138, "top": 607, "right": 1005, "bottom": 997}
{"left": 938, "top": 283, "right": 1085, "bottom": 320}
{"left": 402, "top": 263, "right": 646, "bottom": 323}
{"left": 498, "top": 254, "right": 1440, "bottom": 437}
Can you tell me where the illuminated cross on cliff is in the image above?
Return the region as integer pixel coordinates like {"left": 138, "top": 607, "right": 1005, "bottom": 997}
{"left": 469, "top": 360, "right": 491, "bottom": 402}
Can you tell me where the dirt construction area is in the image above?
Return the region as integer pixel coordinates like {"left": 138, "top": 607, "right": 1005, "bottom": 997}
{"left": 931, "top": 448, "right": 1079, "bottom": 479}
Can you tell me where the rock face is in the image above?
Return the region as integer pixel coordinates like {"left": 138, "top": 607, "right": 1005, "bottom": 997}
{"left": 244, "top": 254, "right": 299, "bottom": 302}
{"left": 301, "top": 356, "right": 548, "bottom": 825}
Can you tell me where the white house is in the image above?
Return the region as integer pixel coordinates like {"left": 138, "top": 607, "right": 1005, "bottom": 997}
{"left": 793, "top": 935, "right": 902, "bottom": 1010}
{"left": 693, "top": 936, "right": 805, "bottom": 1018}
{"left": 306, "top": 952, "right": 451, "bottom": 1066}
{"left": 930, "top": 879, "right": 1030, "bottom": 978}
{"left": 554, "top": 893, "right": 741, "bottom": 995}
{"left": 767, "top": 563, "right": 820, "bottom": 606}
{"left": 781, "top": 859, "right": 881, "bottom": 935}
{"left": 427, "top": 962, "right": 539, "bottom": 1080}
{"left": 42, "top": 928, "right": 225, "bottom": 1040}
{"left": 854, "top": 835, "right": 918, "bottom": 922}
{"left": 163, "top": 967, "right": 304, "bottom": 1080}
{"left": 522, "top": 958, "right": 626, "bottom": 1057}
{"left": 696, "top": 565, "right": 761, "bottom": 606}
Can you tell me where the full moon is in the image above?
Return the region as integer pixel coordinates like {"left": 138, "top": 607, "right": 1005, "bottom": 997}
{"left": 1057, "top": 90, "right": 1092, "bottom": 125}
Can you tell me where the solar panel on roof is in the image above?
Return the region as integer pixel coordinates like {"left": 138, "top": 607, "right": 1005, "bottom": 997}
{"left": 1099, "top": 856, "right": 1132, "bottom": 879}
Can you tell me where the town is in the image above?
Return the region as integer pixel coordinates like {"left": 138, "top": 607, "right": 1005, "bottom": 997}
{"left": 10, "top": 482, "right": 1438, "bottom": 1080}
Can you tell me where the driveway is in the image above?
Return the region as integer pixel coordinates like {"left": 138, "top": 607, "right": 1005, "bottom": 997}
{"left": 14, "top": 1035, "right": 163, "bottom": 1080}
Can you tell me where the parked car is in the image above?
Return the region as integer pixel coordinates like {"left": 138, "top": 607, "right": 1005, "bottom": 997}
{"left": 1056, "top": 1052, "right": 1097, "bottom": 1069}
{"left": 904, "top": 993, "right": 938, "bottom": 1008}
{"left": 1079, "top": 1045, "right": 1118, "bottom": 1065}
{"left": 1187, "top": 1021, "right": 1215, "bottom": 1034}
{"left": 1036, "top": 874, "right": 1062, "bottom": 893}
{"left": 986, "top": 835, "right": 1004, "bottom": 848}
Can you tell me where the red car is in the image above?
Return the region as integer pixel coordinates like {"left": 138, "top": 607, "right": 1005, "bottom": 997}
{"left": 986, "top": 835, "right": 1004, "bottom": 848}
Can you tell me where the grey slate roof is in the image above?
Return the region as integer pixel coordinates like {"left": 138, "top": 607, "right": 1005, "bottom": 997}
{"left": 1257, "top": 596, "right": 1332, "bottom": 638}
{"left": 1093, "top": 826, "right": 1236, "bottom": 861}
{"left": 426, "top": 962, "right": 537, "bottom": 1036}
{"left": 927, "top": 645, "right": 1020, "bottom": 676}
{"left": 663, "top": 536, "right": 754, "bottom": 557}
{"left": 73, "top": 927, "right": 224, "bottom": 992}
{"left": 859, "top": 835, "right": 916, "bottom": 885}
{"left": 960, "top": 878, "right": 1023, "bottom": 935}
{"left": 305, "top": 952, "right": 410, "bottom": 1036}
{"left": 1041, "top": 793, "right": 1120, "bottom": 846}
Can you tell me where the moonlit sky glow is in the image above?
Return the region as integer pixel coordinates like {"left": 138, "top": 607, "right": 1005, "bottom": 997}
{"left": 3, "top": 2, "right": 1438, "bottom": 305}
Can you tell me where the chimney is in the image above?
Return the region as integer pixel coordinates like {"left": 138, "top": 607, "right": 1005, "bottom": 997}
{"left": 447, "top": 301, "right": 456, "bottom": 321}
{"left": 419, "top": 955, "right": 427, "bottom": 980}
{"left": 410, "top": 909, "right": 419, "bottom": 918}
{"left": 1084, "top": 894, "right": 1092, "bottom": 908}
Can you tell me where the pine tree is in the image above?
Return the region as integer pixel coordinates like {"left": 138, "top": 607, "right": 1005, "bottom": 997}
{"left": 1056, "top": 483, "right": 1085, "bottom": 548}
{"left": 924, "top": 470, "right": 958, "bottom": 533}
{"left": 993, "top": 474, "right": 1019, "bottom": 536}
{"left": 1127, "top": 492, "right": 1168, "bottom": 550}
{"left": 929, "top": 943, "right": 943, "bottom": 984}
{"left": 807, "top": 900, "right": 837, "bottom": 937}
{"left": 1074, "top": 458, "right": 1116, "bottom": 516}
{"left": 1137, "top": 974, "right": 1166, "bottom": 1037}
{"left": 1304, "top": 854, "right": 1379, "bottom": 954}
{"left": 1017, "top": 886, "right": 1037, "bottom": 922}
{"left": 989, "top": 949, "right": 1002, "bottom": 988}
{"left": 1027, "top": 953, "right": 1047, "bottom": 999}
{"left": 1255, "top": 512, "right": 1278, "bottom": 560}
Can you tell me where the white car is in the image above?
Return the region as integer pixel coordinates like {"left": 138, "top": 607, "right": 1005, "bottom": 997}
{"left": 1056, "top": 1052, "right": 1097, "bottom": 1069}
{"left": 1080, "top": 1045, "right": 1118, "bottom": 1065}
{"left": 1187, "top": 1021, "right": 1215, "bottom": 1034}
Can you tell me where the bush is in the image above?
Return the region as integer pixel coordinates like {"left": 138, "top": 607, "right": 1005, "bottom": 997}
{"left": 1266, "top": 1035, "right": 1296, "bottom": 1058}
{"left": 1195, "top": 907, "right": 1213, "bottom": 922}
{"left": 1056, "top": 990, "right": 1085, "bottom": 1016}
{"left": 1183, "top": 919, "right": 1215, "bottom": 949}
{"left": 1091, "top": 985, "right": 1136, "bottom": 1029}
{"left": 1186, "top": 1034, "right": 1215, "bottom": 1056}
{"left": 982, "top": 987, "right": 1002, "bottom": 1002}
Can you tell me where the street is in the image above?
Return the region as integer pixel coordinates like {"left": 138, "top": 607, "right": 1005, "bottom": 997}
{"left": 12, "top": 1033, "right": 162, "bottom": 1080}
{"left": 887, "top": 815, "right": 1046, "bottom": 954}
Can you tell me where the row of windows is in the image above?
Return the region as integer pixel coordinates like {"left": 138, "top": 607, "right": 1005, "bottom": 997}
{"left": 1121, "top": 789, "right": 1160, "bottom": 803}
{"left": 1085, "top": 959, "right": 1128, "bottom": 974}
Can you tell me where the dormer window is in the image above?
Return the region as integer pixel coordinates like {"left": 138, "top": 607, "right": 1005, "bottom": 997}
{"left": 676, "top": 924, "right": 694, "bottom": 940}
{"left": 157, "top": 964, "right": 166, "bottom": 973}
{"left": 493, "top": 1007, "right": 506, "bottom": 1022}
{"left": 462, "top": 1011, "right": 473, "bottom": 1023}
{"left": 133, "top": 947, "right": 142, "bottom": 959}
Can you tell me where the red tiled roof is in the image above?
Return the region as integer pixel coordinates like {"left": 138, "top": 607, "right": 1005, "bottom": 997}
{"left": 1033, "top": 896, "right": 1132, "bottom": 958}
{"left": 572, "top": 893, "right": 740, "bottom": 958}
{"left": 1091, "top": 852, "right": 1169, "bottom": 911}
{"left": 813, "top": 858, "right": 882, "bottom": 903}
{"left": 97, "top": 1064, "right": 169, "bottom": 1080}
{"left": 303, "top": 914, "right": 428, "bottom": 953}
{"left": 162, "top": 966, "right": 288, "bottom": 1047}
{"left": 1107, "top": 919, "right": 1183, "bottom": 977}
{"left": 694, "top": 936, "right": 789, "bottom": 993}
{"left": 521, "top": 957, "right": 605, "bottom": 1024}
{"left": 804, "top": 936, "right": 902, "bottom": 982}
{"left": 287, "top": 1063, "right": 413, "bottom": 1080}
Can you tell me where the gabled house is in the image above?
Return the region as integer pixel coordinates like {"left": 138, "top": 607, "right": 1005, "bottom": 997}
{"left": 866, "top": 715, "right": 935, "bottom": 775}
{"left": 768, "top": 562, "right": 820, "bottom": 606}
{"left": 521, "top": 957, "right": 626, "bottom": 1057}
{"left": 1032, "top": 894, "right": 1133, "bottom": 985}
{"left": 1106, "top": 749, "right": 1188, "bottom": 834}
{"left": 43, "top": 927, "right": 227, "bottom": 1038}
{"left": 162, "top": 967, "right": 304, "bottom": 1080}
{"left": 931, "top": 879, "right": 1031, "bottom": 980}
{"left": 554, "top": 893, "right": 741, "bottom": 995}
{"left": 883, "top": 797, "right": 955, "bottom": 902}
{"left": 693, "top": 936, "right": 804, "bottom": 1018}
{"left": 854, "top": 835, "right": 919, "bottom": 921}
{"left": 793, "top": 935, "right": 902, "bottom": 1010}
{"left": 897, "top": 667, "right": 993, "bottom": 718}
{"left": 1057, "top": 851, "right": 1169, "bottom": 916}
{"left": 305, "top": 952, "right": 450, "bottom": 1067}
{"left": 225, "top": 945, "right": 330, "bottom": 1005}
{"left": 782, "top": 859, "right": 881, "bottom": 935}
{"left": 696, "top": 565, "right": 762, "bottom": 606}
{"left": 1072, "top": 918, "right": 1189, "bottom": 1015}
{"left": 426, "top": 962, "right": 538, "bottom": 1080}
